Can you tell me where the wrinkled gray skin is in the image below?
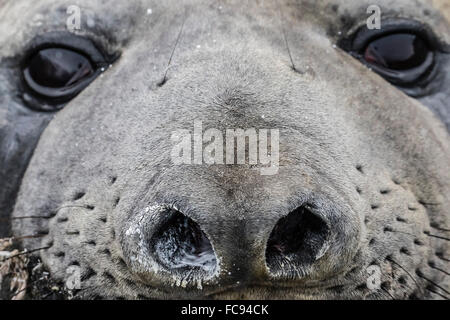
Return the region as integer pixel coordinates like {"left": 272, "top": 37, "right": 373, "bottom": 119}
{"left": 1, "top": 0, "right": 449, "bottom": 299}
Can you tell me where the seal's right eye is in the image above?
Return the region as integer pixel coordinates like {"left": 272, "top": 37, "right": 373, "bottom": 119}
{"left": 22, "top": 47, "right": 99, "bottom": 110}
{"left": 25, "top": 48, "right": 94, "bottom": 90}
{"left": 20, "top": 32, "right": 119, "bottom": 111}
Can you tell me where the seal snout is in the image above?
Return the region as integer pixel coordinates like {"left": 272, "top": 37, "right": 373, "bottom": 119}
{"left": 121, "top": 194, "right": 359, "bottom": 292}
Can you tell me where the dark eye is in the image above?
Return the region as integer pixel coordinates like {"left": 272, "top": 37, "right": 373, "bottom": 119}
{"left": 21, "top": 32, "right": 119, "bottom": 111}
{"left": 363, "top": 33, "right": 429, "bottom": 70}
{"left": 25, "top": 48, "right": 94, "bottom": 89}
{"left": 359, "top": 32, "right": 435, "bottom": 89}
{"left": 338, "top": 19, "right": 443, "bottom": 97}
{"left": 22, "top": 47, "right": 99, "bottom": 110}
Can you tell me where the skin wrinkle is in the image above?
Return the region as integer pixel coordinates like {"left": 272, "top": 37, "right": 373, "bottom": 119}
{"left": 0, "top": 0, "right": 449, "bottom": 299}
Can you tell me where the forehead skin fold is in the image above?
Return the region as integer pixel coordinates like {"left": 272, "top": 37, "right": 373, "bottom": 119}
{"left": 0, "top": 0, "right": 449, "bottom": 53}
{"left": 0, "top": 0, "right": 142, "bottom": 57}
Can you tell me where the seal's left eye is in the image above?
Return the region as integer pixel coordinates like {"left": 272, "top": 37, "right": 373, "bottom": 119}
{"left": 338, "top": 19, "right": 443, "bottom": 97}
{"left": 357, "top": 32, "right": 436, "bottom": 92}
{"left": 363, "top": 33, "right": 429, "bottom": 70}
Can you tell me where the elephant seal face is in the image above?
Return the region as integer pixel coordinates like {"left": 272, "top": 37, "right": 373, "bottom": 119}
{"left": 1, "top": 0, "right": 449, "bottom": 299}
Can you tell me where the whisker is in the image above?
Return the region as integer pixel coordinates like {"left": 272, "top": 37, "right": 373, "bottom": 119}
{"left": 425, "top": 286, "right": 450, "bottom": 300}
{"left": 11, "top": 216, "right": 52, "bottom": 220}
{"left": 435, "top": 252, "right": 450, "bottom": 263}
{"left": 416, "top": 270, "right": 450, "bottom": 295}
{"left": 381, "top": 287, "right": 395, "bottom": 300}
{"left": 387, "top": 229, "right": 416, "bottom": 238}
{"left": 418, "top": 200, "right": 442, "bottom": 206}
{"left": 55, "top": 205, "right": 94, "bottom": 212}
{"left": 276, "top": 0, "right": 300, "bottom": 73}
{"left": 386, "top": 257, "right": 423, "bottom": 296}
{"left": 424, "top": 232, "right": 450, "bottom": 242}
{"left": 379, "top": 290, "right": 394, "bottom": 300}
{"left": 4, "top": 246, "right": 51, "bottom": 261}
{"left": 428, "top": 264, "right": 450, "bottom": 276}
{"left": 9, "top": 234, "right": 47, "bottom": 241}
{"left": 382, "top": 263, "right": 415, "bottom": 292}
{"left": 7, "top": 205, "right": 94, "bottom": 223}
{"left": 430, "top": 225, "right": 450, "bottom": 233}
{"left": 159, "top": 9, "right": 188, "bottom": 86}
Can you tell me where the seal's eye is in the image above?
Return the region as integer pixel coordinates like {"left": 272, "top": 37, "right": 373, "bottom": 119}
{"left": 20, "top": 32, "right": 119, "bottom": 111}
{"left": 22, "top": 47, "right": 98, "bottom": 109}
{"left": 338, "top": 19, "right": 445, "bottom": 97}
{"left": 363, "top": 33, "right": 429, "bottom": 70}
{"left": 25, "top": 48, "right": 94, "bottom": 89}
{"left": 357, "top": 32, "right": 436, "bottom": 92}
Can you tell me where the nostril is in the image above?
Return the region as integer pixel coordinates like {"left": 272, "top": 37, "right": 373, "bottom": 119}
{"left": 265, "top": 205, "right": 331, "bottom": 276}
{"left": 150, "top": 209, "right": 218, "bottom": 277}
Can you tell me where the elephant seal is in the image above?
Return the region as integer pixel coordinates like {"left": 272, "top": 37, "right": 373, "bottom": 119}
{"left": 0, "top": 0, "right": 449, "bottom": 299}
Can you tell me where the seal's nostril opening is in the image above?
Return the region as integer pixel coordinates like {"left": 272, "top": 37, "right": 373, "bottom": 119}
{"left": 150, "top": 209, "right": 217, "bottom": 277}
{"left": 266, "top": 205, "right": 330, "bottom": 275}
